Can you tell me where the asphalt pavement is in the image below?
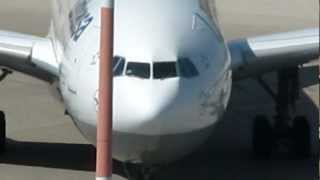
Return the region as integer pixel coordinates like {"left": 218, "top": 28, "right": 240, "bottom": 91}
{"left": 0, "top": 0, "right": 318, "bottom": 180}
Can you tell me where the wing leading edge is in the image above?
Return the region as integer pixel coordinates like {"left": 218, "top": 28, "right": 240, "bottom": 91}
{"left": 228, "top": 28, "right": 319, "bottom": 80}
{"left": 0, "top": 30, "right": 59, "bottom": 82}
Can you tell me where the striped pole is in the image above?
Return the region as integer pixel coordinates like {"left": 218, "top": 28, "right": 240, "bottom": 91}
{"left": 96, "top": 1, "right": 114, "bottom": 180}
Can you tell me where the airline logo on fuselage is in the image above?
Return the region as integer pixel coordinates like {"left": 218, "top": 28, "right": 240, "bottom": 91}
{"left": 71, "top": 14, "right": 93, "bottom": 42}
{"left": 69, "top": 0, "right": 93, "bottom": 42}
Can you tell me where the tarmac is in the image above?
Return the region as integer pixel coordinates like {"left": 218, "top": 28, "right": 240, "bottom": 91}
{"left": 0, "top": 0, "right": 318, "bottom": 180}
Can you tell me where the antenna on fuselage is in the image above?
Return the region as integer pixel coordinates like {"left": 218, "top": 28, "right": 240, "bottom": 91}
{"left": 96, "top": 1, "right": 114, "bottom": 180}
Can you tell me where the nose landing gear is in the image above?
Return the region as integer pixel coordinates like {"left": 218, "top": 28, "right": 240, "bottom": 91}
{"left": 253, "top": 67, "right": 311, "bottom": 159}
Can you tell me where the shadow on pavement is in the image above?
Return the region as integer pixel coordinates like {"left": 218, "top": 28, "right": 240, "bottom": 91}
{"left": 1, "top": 139, "right": 96, "bottom": 171}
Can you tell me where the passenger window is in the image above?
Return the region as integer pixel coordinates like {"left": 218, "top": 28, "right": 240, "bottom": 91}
{"left": 113, "top": 56, "right": 125, "bottom": 76}
{"left": 126, "top": 62, "right": 150, "bottom": 79}
{"left": 178, "top": 58, "right": 199, "bottom": 78}
{"left": 153, "top": 62, "right": 177, "bottom": 79}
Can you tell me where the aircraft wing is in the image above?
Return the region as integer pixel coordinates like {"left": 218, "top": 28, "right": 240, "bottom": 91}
{"left": 0, "top": 30, "right": 59, "bottom": 82}
{"left": 228, "top": 28, "right": 319, "bottom": 80}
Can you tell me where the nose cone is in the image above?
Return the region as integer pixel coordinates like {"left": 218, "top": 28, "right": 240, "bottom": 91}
{"left": 114, "top": 78, "right": 179, "bottom": 134}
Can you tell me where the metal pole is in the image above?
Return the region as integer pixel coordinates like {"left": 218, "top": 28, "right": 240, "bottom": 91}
{"left": 96, "top": 1, "right": 114, "bottom": 180}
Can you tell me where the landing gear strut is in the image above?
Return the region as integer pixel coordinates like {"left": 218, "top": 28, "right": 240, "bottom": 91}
{"left": 0, "top": 111, "right": 6, "bottom": 154}
{"left": 253, "top": 67, "right": 311, "bottom": 158}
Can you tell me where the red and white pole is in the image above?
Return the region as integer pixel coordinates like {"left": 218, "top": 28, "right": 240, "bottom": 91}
{"left": 96, "top": 1, "right": 114, "bottom": 180}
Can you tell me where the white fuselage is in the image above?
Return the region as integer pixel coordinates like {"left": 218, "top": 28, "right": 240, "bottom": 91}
{"left": 50, "top": 0, "right": 232, "bottom": 164}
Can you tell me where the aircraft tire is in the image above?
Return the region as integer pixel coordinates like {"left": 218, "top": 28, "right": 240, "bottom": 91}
{"left": 0, "top": 111, "right": 6, "bottom": 154}
{"left": 252, "top": 115, "right": 273, "bottom": 159}
{"left": 292, "top": 116, "right": 311, "bottom": 158}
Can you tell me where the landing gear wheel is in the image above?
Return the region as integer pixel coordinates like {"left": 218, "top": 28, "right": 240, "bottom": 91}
{"left": 0, "top": 111, "right": 6, "bottom": 154}
{"left": 252, "top": 115, "right": 273, "bottom": 158}
{"left": 292, "top": 116, "right": 311, "bottom": 158}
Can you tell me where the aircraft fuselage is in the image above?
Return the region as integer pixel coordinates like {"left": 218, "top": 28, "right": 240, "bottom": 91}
{"left": 51, "top": 0, "right": 232, "bottom": 164}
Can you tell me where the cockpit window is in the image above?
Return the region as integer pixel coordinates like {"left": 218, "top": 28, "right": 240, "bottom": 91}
{"left": 126, "top": 62, "right": 150, "bottom": 79}
{"left": 178, "top": 58, "right": 199, "bottom": 78}
{"left": 153, "top": 62, "right": 177, "bottom": 79}
{"left": 113, "top": 56, "right": 125, "bottom": 76}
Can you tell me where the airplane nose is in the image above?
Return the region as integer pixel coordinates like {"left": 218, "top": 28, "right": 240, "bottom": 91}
{"left": 133, "top": 87, "right": 175, "bottom": 124}
{"left": 115, "top": 79, "right": 179, "bottom": 133}
{"left": 137, "top": 95, "right": 167, "bottom": 122}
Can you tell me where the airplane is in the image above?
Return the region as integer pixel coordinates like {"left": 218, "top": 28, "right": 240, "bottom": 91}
{"left": 0, "top": 0, "right": 318, "bottom": 180}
